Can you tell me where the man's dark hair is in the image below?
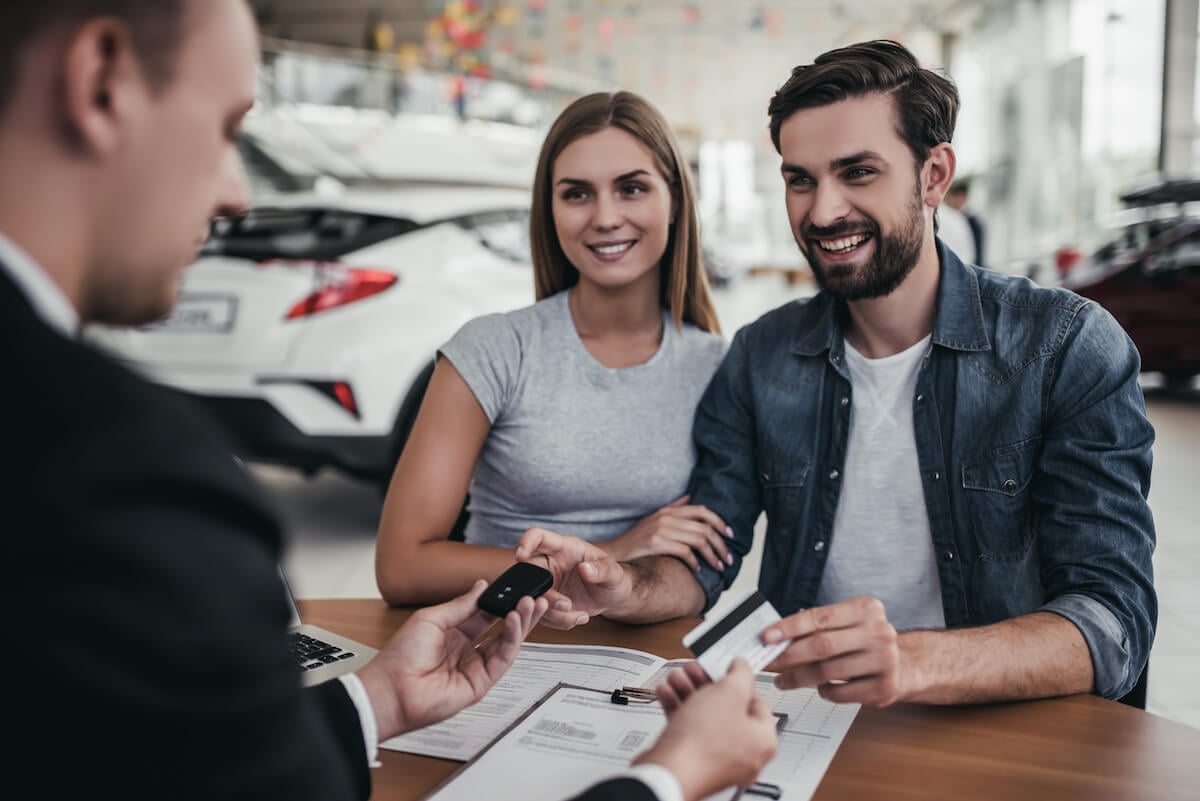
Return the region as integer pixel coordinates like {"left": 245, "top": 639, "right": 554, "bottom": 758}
{"left": 949, "top": 179, "right": 970, "bottom": 195}
{"left": 0, "top": 0, "right": 190, "bottom": 118}
{"left": 768, "top": 40, "right": 960, "bottom": 169}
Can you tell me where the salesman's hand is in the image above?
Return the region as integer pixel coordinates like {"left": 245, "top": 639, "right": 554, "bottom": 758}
{"left": 515, "top": 527, "right": 633, "bottom": 629}
{"left": 762, "top": 596, "right": 904, "bottom": 706}
{"left": 356, "top": 580, "right": 547, "bottom": 739}
{"left": 634, "top": 659, "right": 778, "bottom": 801}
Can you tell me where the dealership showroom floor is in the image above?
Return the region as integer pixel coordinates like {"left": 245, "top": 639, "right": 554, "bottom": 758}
{"left": 265, "top": 272, "right": 1200, "bottom": 732}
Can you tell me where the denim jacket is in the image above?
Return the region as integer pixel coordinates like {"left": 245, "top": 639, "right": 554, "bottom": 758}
{"left": 689, "top": 243, "right": 1156, "bottom": 699}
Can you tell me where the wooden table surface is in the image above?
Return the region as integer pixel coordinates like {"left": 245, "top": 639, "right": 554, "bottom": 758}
{"left": 300, "top": 598, "right": 1200, "bottom": 801}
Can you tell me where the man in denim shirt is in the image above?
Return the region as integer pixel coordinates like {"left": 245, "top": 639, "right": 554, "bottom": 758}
{"left": 520, "top": 40, "right": 1155, "bottom": 706}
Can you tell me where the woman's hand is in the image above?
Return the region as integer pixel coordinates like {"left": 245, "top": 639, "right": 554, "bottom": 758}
{"left": 603, "top": 495, "right": 733, "bottom": 571}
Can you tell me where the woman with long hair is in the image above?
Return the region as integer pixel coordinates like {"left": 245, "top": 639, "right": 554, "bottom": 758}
{"left": 375, "top": 91, "right": 732, "bottom": 607}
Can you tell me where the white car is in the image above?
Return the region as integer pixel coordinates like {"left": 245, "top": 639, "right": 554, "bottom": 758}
{"left": 87, "top": 185, "right": 535, "bottom": 487}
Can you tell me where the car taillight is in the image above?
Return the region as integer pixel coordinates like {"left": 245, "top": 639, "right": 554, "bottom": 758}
{"left": 267, "top": 260, "right": 398, "bottom": 320}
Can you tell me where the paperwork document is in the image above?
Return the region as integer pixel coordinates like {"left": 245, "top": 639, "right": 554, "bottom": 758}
{"left": 381, "top": 642, "right": 676, "bottom": 760}
{"left": 423, "top": 683, "right": 859, "bottom": 801}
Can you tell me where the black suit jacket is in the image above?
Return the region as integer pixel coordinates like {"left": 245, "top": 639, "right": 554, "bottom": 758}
{"left": 0, "top": 267, "right": 655, "bottom": 801}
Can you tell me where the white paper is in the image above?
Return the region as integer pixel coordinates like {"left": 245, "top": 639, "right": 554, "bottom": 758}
{"left": 424, "top": 687, "right": 669, "bottom": 801}
{"left": 423, "top": 683, "right": 858, "bottom": 801}
{"left": 381, "top": 642, "right": 667, "bottom": 760}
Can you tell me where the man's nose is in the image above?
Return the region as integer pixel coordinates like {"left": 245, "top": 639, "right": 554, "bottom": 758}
{"left": 808, "top": 182, "right": 850, "bottom": 229}
{"left": 214, "top": 150, "right": 251, "bottom": 220}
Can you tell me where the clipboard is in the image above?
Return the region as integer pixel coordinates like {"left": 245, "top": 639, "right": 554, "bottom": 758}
{"left": 419, "top": 682, "right": 789, "bottom": 801}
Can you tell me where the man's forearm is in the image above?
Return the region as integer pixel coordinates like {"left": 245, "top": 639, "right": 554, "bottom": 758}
{"left": 901, "top": 612, "right": 1094, "bottom": 704}
{"left": 604, "top": 556, "right": 705, "bottom": 624}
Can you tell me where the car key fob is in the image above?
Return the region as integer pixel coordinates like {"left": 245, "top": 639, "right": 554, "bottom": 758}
{"left": 478, "top": 562, "right": 554, "bottom": 617}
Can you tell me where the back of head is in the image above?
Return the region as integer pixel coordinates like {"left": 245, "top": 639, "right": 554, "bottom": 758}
{"left": 529, "top": 91, "right": 719, "bottom": 333}
{"left": 0, "top": 1, "right": 190, "bottom": 122}
{"left": 767, "top": 40, "right": 959, "bottom": 169}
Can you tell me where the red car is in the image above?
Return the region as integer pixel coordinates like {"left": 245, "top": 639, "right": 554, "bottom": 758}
{"left": 1067, "top": 178, "right": 1200, "bottom": 389}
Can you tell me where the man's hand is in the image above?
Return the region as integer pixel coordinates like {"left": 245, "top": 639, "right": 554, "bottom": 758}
{"left": 515, "top": 527, "right": 633, "bottom": 629}
{"left": 356, "top": 580, "right": 548, "bottom": 739}
{"left": 762, "top": 596, "right": 907, "bottom": 707}
{"left": 634, "top": 659, "right": 778, "bottom": 801}
{"left": 603, "top": 495, "right": 733, "bottom": 572}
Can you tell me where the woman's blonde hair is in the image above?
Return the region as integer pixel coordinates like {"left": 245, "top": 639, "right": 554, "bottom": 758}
{"left": 529, "top": 91, "right": 720, "bottom": 334}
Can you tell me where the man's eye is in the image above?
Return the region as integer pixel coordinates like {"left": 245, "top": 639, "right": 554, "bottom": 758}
{"left": 846, "top": 168, "right": 873, "bottom": 180}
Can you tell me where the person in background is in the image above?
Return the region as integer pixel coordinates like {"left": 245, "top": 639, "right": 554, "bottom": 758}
{"left": 375, "top": 91, "right": 733, "bottom": 613}
{"left": 946, "top": 178, "right": 986, "bottom": 268}
{"left": 0, "top": 2, "right": 776, "bottom": 799}
{"left": 936, "top": 196, "right": 977, "bottom": 264}
{"left": 517, "top": 39, "right": 1156, "bottom": 708}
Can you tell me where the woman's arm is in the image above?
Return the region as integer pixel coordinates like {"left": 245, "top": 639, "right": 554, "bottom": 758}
{"left": 375, "top": 358, "right": 520, "bottom": 606}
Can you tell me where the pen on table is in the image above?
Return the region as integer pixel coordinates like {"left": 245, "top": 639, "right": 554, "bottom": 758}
{"left": 610, "top": 686, "right": 658, "bottom": 705}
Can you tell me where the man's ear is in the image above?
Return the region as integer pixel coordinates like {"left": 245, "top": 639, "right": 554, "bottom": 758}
{"left": 921, "top": 142, "right": 957, "bottom": 209}
{"left": 60, "top": 18, "right": 144, "bottom": 156}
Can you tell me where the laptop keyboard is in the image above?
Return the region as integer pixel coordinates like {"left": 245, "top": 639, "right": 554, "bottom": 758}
{"left": 289, "top": 631, "right": 358, "bottom": 672}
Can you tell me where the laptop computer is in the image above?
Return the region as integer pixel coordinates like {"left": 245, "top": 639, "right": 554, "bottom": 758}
{"left": 280, "top": 568, "right": 378, "bottom": 687}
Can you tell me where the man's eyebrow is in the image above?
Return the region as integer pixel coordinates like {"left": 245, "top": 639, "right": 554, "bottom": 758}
{"left": 556, "top": 168, "right": 651, "bottom": 186}
{"left": 781, "top": 152, "right": 886, "bottom": 176}
{"left": 829, "top": 151, "right": 885, "bottom": 170}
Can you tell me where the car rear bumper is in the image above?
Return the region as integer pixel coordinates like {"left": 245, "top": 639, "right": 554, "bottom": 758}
{"left": 173, "top": 390, "right": 393, "bottom": 478}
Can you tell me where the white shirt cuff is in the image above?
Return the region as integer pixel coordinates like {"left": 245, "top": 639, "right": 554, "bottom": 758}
{"left": 619, "top": 763, "right": 684, "bottom": 801}
{"left": 338, "top": 673, "right": 381, "bottom": 768}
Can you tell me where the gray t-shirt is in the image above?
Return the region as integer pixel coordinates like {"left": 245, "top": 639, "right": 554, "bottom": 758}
{"left": 439, "top": 290, "right": 727, "bottom": 547}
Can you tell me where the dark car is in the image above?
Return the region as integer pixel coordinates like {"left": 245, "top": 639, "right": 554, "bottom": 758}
{"left": 1067, "top": 177, "right": 1200, "bottom": 388}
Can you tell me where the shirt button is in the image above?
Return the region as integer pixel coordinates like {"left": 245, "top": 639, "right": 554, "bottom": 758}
{"left": 761, "top": 472, "right": 771, "bottom": 482}
{"left": 930, "top": 471, "right": 941, "bottom": 481}
{"left": 814, "top": 541, "right": 825, "bottom": 552}
{"left": 916, "top": 394, "right": 925, "bottom": 403}
{"left": 943, "top": 551, "right": 955, "bottom": 561}
{"left": 1003, "top": 479, "right": 1017, "bottom": 492}
{"left": 829, "top": 469, "right": 840, "bottom": 480}
{"left": 840, "top": 395, "right": 849, "bottom": 407}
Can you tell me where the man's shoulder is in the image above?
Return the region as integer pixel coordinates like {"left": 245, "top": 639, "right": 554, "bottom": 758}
{"left": 734, "top": 292, "right": 830, "bottom": 349}
{"left": 972, "top": 266, "right": 1091, "bottom": 318}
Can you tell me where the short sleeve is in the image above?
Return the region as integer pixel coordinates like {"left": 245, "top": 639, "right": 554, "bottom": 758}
{"left": 438, "top": 312, "right": 524, "bottom": 423}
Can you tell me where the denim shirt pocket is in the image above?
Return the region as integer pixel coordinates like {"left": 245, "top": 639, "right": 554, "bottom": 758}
{"left": 757, "top": 453, "right": 811, "bottom": 527}
{"left": 961, "top": 437, "right": 1041, "bottom": 563}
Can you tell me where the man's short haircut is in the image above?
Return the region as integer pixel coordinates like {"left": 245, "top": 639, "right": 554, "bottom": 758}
{"left": 949, "top": 179, "right": 970, "bottom": 195}
{"left": 767, "top": 40, "right": 960, "bottom": 169}
{"left": 0, "top": 0, "right": 191, "bottom": 118}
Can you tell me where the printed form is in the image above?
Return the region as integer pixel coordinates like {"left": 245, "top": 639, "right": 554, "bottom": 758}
{"left": 422, "top": 684, "right": 858, "bottom": 801}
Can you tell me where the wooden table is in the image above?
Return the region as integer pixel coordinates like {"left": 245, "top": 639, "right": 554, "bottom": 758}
{"left": 301, "top": 599, "right": 1200, "bottom": 801}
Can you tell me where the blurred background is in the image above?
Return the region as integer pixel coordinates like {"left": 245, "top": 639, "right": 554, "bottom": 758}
{"left": 88, "top": 0, "right": 1200, "bottom": 730}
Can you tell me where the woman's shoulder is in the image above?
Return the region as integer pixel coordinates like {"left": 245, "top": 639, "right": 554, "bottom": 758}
{"left": 452, "top": 291, "right": 566, "bottom": 345}
{"left": 674, "top": 320, "right": 729, "bottom": 363}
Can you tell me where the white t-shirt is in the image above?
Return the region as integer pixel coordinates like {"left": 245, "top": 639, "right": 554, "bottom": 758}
{"left": 816, "top": 334, "right": 947, "bottom": 631}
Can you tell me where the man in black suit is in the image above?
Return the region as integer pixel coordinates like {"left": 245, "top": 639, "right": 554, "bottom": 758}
{"left": 0, "top": 2, "right": 777, "bottom": 800}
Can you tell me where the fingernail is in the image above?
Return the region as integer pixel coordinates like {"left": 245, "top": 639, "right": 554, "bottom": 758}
{"left": 581, "top": 562, "right": 595, "bottom": 576}
{"left": 576, "top": 614, "right": 589, "bottom": 625}
{"left": 554, "top": 599, "right": 571, "bottom": 611}
{"left": 762, "top": 629, "right": 780, "bottom": 644}
{"left": 725, "top": 526, "right": 734, "bottom": 538}
{"left": 725, "top": 553, "right": 734, "bottom": 566}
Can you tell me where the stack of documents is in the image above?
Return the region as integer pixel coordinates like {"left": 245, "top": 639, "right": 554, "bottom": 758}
{"left": 383, "top": 642, "right": 858, "bottom": 801}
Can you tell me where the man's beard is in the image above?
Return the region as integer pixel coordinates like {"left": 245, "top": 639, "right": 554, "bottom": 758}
{"left": 802, "top": 187, "right": 925, "bottom": 301}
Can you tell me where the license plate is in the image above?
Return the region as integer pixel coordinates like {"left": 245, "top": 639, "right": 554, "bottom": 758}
{"left": 154, "top": 295, "right": 237, "bottom": 333}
